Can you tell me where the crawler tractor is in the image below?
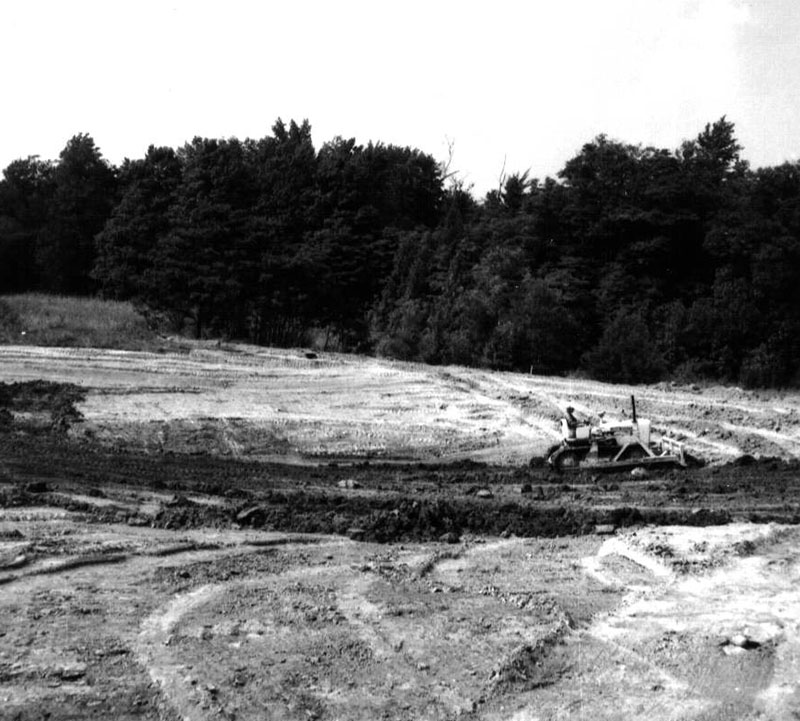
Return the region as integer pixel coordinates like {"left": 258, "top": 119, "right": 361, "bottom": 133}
{"left": 547, "top": 396, "right": 687, "bottom": 472}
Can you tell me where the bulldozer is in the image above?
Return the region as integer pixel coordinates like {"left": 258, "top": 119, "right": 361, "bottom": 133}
{"left": 546, "top": 396, "right": 687, "bottom": 472}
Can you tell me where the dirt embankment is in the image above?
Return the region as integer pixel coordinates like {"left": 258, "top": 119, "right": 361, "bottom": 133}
{"left": 3, "top": 433, "right": 799, "bottom": 546}
{"left": 1, "top": 343, "right": 799, "bottom": 466}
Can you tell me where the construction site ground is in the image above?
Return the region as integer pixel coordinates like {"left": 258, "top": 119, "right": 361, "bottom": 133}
{"left": 1, "top": 342, "right": 800, "bottom": 720}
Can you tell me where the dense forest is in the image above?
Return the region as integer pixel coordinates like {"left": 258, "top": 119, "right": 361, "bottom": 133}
{"left": 1, "top": 117, "right": 799, "bottom": 387}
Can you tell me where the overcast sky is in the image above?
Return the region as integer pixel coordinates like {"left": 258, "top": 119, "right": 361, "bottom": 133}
{"left": 1, "top": 0, "right": 798, "bottom": 196}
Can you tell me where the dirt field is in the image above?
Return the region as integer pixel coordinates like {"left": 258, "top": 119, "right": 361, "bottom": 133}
{"left": 2, "top": 342, "right": 800, "bottom": 720}
{"left": 2, "top": 341, "right": 800, "bottom": 465}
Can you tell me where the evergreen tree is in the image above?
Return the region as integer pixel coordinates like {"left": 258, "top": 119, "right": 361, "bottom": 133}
{"left": 93, "top": 146, "right": 182, "bottom": 301}
{"left": 248, "top": 119, "right": 319, "bottom": 345}
{"left": 148, "top": 137, "right": 256, "bottom": 338}
{"left": 36, "top": 134, "right": 117, "bottom": 294}
{"left": 0, "top": 156, "right": 54, "bottom": 292}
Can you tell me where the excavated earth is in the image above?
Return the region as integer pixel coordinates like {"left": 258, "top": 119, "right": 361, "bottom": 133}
{"left": 1, "top": 343, "right": 800, "bottom": 720}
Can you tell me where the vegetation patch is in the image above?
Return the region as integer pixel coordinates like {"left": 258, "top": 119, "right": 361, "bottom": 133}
{"left": 0, "top": 294, "right": 158, "bottom": 350}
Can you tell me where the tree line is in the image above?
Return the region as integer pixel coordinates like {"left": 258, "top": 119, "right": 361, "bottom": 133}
{"left": 1, "top": 117, "right": 799, "bottom": 386}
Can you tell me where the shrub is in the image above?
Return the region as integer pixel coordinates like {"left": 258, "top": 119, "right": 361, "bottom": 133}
{"left": 739, "top": 324, "right": 800, "bottom": 388}
{"left": 582, "top": 308, "right": 665, "bottom": 384}
{"left": 0, "top": 299, "right": 23, "bottom": 342}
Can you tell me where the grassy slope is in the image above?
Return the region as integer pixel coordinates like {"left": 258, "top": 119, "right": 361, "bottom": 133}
{"left": 0, "top": 293, "right": 160, "bottom": 350}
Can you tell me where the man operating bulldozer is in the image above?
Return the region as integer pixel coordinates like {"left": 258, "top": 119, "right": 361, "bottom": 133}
{"left": 564, "top": 406, "right": 580, "bottom": 438}
{"left": 547, "top": 396, "right": 689, "bottom": 471}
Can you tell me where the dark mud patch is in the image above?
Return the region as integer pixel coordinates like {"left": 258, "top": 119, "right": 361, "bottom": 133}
{"left": 0, "top": 380, "right": 86, "bottom": 432}
{"left": 1, "top": 434, "right": 799, "bottom": 542}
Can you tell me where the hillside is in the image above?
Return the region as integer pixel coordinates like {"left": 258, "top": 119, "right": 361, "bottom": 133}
{"left": 1, "top": 341, "right": 798, "bottom": 466}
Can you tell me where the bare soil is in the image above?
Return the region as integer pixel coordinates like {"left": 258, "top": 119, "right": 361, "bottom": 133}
{"left": 1, "top": 343, "right": 800, "bottom": 720}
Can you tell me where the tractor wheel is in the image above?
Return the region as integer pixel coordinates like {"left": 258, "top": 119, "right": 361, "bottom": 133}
{"left": 683, "top": 451, "right": 705, "bottom": 468}
{"left": 551, "top": 447, "right": 583, "bottom": 472}
{"left": 539, "top": 443, "right": 563, "bottom": 469}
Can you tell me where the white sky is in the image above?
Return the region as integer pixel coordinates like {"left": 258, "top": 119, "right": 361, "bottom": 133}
{"left": 1, "top": 0, "right": 799, "bottom": 197}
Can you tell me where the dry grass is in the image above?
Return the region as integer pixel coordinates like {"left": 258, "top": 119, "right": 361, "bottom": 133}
{"left": 0, "top": 293, "right": 159, "bottom": 350}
